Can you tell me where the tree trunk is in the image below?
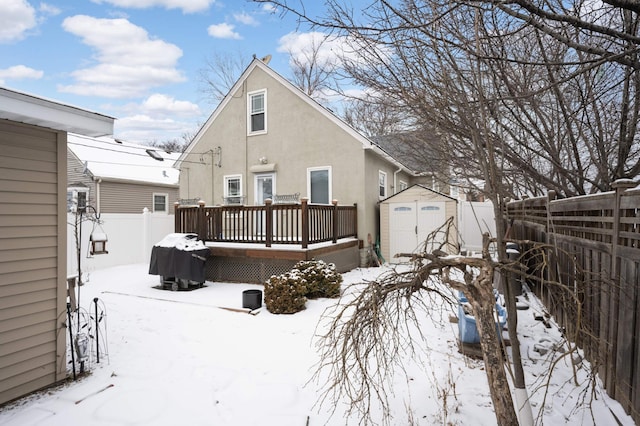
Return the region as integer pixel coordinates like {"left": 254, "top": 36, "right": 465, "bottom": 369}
{"left": 467, "top": 267, "right": 519, "bottom": 425}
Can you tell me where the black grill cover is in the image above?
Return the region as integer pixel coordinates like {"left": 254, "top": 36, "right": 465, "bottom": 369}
{"left": 149, "top": 238, "right": 210, "bottom": 283}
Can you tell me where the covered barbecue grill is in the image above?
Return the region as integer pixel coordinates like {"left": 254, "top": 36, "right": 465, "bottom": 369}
{"left": 149, "top": 233, "right": 210, "bottom": 291}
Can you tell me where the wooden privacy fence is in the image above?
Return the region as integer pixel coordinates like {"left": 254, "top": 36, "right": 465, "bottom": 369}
{"left": 174, "top": 198, "right": 358, "bottom": 248}
{"left": 506, "top": 180, "right": 640, "bottom": 422}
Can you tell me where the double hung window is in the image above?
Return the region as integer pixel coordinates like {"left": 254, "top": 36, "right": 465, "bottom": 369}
{"left": 248, "top": 90, "right": 266, "bottom": 134}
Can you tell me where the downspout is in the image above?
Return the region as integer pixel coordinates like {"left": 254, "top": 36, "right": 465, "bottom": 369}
{"left": 393, "top": 166, "right": 402, "bottom": 195}
{"left": 214, "top": 149, "right": 216, "bottom": 206}
{"left": 96, "top": 179, "right": 101, "bottom": 214}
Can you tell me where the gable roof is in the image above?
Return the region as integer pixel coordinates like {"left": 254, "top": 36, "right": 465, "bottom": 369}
{"left": 68, "top": 133, "right": 179, "bottom": 186}
{"left": 0, "top": 86, "right": 114, "bottom": 137}
{"left": 175, "top": 58, "right": 413, "bottom": 174}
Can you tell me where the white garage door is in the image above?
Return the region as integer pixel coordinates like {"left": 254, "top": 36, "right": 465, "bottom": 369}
{"left": 389, "top": 201, "right": 446, "bottom": 263}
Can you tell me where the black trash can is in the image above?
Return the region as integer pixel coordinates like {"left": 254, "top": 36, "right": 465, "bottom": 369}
{"left": 242, "top": 289, "right": 263, "bottom": 310}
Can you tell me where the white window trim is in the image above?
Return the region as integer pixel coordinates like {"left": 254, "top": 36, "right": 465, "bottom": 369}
{"left": 399, "top": 180, "right": 408, "bottom": 191}
{"left": 379, "top": 170, "right": 387, "bottom": 199}
{"left": 224, "top": 174, "right": 243, "bottom": 197}
{"left": 307, "top": 166, "right": 332, "bottom": 204}
{"left": 152, "top": 192, "right": 168, "bottom": 213}
{"left": 247, "top": 89, "right": 267, "bottom": 135}
{"left": 254, "top": 173, "right": 276, "bottom": 205}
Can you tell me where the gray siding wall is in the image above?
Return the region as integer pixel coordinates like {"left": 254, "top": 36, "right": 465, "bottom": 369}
{"left": 0, "top": 120, "right": 67, "bottom": 405}
{"left": 99, "top": 180, "right": 178, "bottom": 214}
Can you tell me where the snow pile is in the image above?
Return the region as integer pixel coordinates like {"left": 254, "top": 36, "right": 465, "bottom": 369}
{"left": 0, "top": 263, "right": 634, "bottom": 426}
{"left": 153, "top": 233, "right": 207, "bottom": 251}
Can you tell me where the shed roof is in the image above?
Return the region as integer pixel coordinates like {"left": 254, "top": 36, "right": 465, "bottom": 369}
{"left": 68, "top": 133, "right": 179, "bottom": 186}
{"left": 380, "top": 183, "right": 457, "bottom": 203}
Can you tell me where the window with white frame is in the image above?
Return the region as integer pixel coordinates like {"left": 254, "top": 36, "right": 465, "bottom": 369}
{"left": 431, "top": 175, "right": 440, "bottom": 192}
{"left": 248, "top": 89, "right": 266, "bottom": 134}
{"left": 224, "top": 174, "right": 243, "bottom": 204}
{"left": 67, "top": 186, "right": 89, "bottom": 212}
{"left": 379, "top": 171, "right": 387, "bottom": 199}
{"left": 308, "top": 166, "right": 331, "bottom": 204}
{"left": 399, "top": 180, "right": 408, "bottom": 191}
{"left": 153, "top": 193, "right": 168, "bottom": 212}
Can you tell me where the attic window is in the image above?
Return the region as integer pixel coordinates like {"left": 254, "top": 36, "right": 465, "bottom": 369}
{"left": 248, "top": 89, "right": 266, "bottom": 134}
{"left": 146, "top": 149, "right": 164, "bottom": 161}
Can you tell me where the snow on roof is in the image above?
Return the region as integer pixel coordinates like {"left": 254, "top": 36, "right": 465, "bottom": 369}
{"left": 67, "top": 133, "right": 180, "bottom": 186}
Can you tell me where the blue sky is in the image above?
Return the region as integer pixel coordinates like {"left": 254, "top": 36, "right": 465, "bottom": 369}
{"left": 0, "top": 0, "right": 337, "bottom": 144}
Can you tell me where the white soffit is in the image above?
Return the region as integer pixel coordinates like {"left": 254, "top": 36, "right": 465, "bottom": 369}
{"left": 0, "top": 87, "right": 114, "bottom": 137}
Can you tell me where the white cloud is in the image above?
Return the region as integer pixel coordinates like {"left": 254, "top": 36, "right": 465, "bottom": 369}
{"left": 261, "top": 3, "right": 277, "bottom": 13}
{"left": 139, "top": 93, "right": 201, "bottom": 118}
{"left": 91, "top": 0, "right": 215, "bottom": 14}
{"left": 114, "top": 114, "right": 199, "bottom": 143}
{"left": 233, "top": 12, "right": 258, "bottom": 26}
{"left": 277, "top": 31, "right": 348, "bottom": 68}
{"left": 0, "top": 0, "right": 36, "bottom": 43}
{"left": 39, "top": 3, "right": 60, "bottom": 16}
{"left": 0, "top": 65, "right": 43, "bottom": 84}
{"left": 207, "top": 23, "right": 242, "bottom": 40}
{"left": 60, "top": 15, "right": 185, "bottom": 98}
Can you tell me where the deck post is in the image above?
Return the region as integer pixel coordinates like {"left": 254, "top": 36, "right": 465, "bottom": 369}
{"left": 174, "top": 201, "right": 180, "bottom": 233}
{"left": 197, "top": 200, "right": 206, "bottom": 240}
{"left": 353, "top": 203, "right": 358, "bottom": 239}
{"left": 265, "top": 198, "right": 273, "bottom": 247}
{"left": 301, "top": 197, "right": 309, "bottom": 249}
{"left": 332, "top": 199, "right": 338, "bottom": 243}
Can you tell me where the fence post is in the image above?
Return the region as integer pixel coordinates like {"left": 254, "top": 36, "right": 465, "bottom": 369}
{"left": 611, "top": 179, "right": 636, "bottom": 281}
{"left": 544, "top": 191, "right": 557, "bottom": 308}
{"left": 301, "top": 197, "right": 309, "bottom": 249}
{"left": 142, "top": 207, "right": 151, "bottom": 263}
{"left": 332, "top": 199, "right": 338, "bottom": 244}
{"left": 174, "top": 201, "right": 180, "bottom": 233}
{"left": 265, "top": 198, "right": 273, "bottom": 248}
{"left": 197, "top": 200, "right": 206, "bottom": 240}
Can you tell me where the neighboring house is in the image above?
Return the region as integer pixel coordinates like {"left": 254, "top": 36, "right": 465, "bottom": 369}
{"left": 67, "top": 133, "right": 180, "bottom": 215}
{"left": 0, "top": 87, "right": 114, "bottom": 405}
{"left": 372, "top": 132, "right": 451, "bottom": 194}
{"left": 175, "top": 58, "right": 424, "bottom": 244}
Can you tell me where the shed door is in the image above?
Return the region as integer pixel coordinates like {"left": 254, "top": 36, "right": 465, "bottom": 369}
{"left": 389, "top": 201, "right": 446, "bottom": 262}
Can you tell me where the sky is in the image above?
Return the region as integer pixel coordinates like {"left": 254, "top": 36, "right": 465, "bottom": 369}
{"left": 0, "top": 0, "right": 338, "bottom": 144}
{"left": 0, "top": 262, "right": 634, "bottom": 426}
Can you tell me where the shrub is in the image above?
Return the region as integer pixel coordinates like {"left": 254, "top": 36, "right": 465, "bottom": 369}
{"left": 293, "top": 259, "right": 343, "bottom": 299}
{"left": 264, "top": 271, "right": 307, "bottom": 314}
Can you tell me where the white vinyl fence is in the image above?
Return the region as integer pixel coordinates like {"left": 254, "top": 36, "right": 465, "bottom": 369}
{"left": 67, "top": 208, "right": 175, "bottom": 279}
{"left": 458, "top": 201, "right": 496, "bottom": 253}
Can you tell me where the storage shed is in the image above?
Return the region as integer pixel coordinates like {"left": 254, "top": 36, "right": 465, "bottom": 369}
{"left": 380, "top": 184, "right": 458, "bottom": 263}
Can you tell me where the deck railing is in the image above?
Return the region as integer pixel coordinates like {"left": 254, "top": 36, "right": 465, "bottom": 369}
{"left": 174, "top": 198, "right": 357, "bottom": 248}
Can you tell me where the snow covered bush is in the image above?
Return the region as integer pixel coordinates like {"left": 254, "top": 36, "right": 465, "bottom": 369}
{"left": 293, "top": 259, "right": 342, "bottom": 299}
{"left": 264, "top": 271, "right": 307, "bottom": 314}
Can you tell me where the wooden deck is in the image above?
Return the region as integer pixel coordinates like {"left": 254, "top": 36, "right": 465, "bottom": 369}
{"left": 174, "top": 198, "right": 358, "bottom": 248}
{"left": 174, "top": 199, "right": 361, "bottom": 283}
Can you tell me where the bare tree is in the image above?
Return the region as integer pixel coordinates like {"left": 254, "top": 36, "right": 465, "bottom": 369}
{"left": 198, "top": 52, "right": 251, "bottom": 105}
{"left": 284, "top": 32, "right": 340, "bottom": 98}
{"left": 342, "top": 95, "right": 407, "bottom": 137}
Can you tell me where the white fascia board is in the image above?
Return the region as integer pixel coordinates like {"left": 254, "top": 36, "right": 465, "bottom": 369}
{"left": 0, "top": 87, "right": 114, "bottom": 137}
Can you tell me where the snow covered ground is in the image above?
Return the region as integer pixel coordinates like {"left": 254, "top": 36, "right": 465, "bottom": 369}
{"left": 0, "top": 263, "right": 635, "bottom": 425}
